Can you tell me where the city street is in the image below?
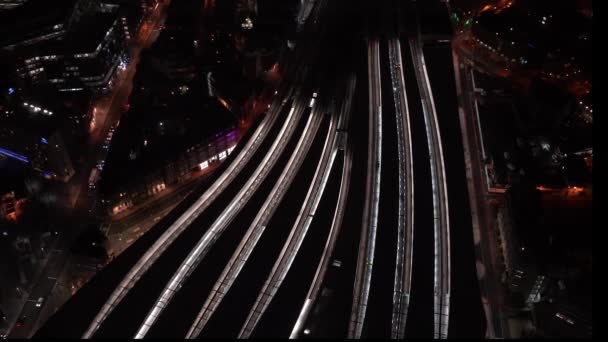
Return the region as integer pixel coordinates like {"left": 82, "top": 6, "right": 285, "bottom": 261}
{"left": 4, "top": 1, "right": 170, "bottom": 338}
{"left": 106, "top": 165, "right": 220, "bottom": 257}
{"left": 66, "top": 0, "right": 171, "bottom": 214}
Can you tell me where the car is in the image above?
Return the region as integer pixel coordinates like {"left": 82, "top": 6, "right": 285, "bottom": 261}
{"left": 14, "top": 315, "right": 26, "bottom": 329}
{"left": 35, "top": 297, "right": 44, "bottom": 307}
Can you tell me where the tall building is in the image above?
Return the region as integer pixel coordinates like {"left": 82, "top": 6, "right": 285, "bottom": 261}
{"left": 0, "top": 0, "right": 28, "bottom": 11}
{"left": 0, "top": 106, "right": 75, "bottom": 182}
{"left": 102, "top": 0, "right": 152, "bottom": 39}
{"left": 1, "top": 0, "right": 129, "bottom": 93}
{"left": 0, "top": 0, "right": 71, "bottom": 52}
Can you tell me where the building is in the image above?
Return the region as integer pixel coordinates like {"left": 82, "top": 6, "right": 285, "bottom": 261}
{"left": 102, "top": 127, "right": 238, "bottom": 215}
{"left": 98, "top": 0, "right": 239, "bottom": 212}
{"left": 1, "top": 82, "right": 92, "bottom": 180}
{"left": 239, "top": 0, "right": 297, "bottom": 78}
{"left": 0, "top": 191, "right": 26, "bottom": 222}
{"left": 470, "top": 0, "right": 592, "bottom": 93}
{"left": 1, "top": 0, "right": 129, "bottom": 93}
{"left": 417, "top": 0, "right": 453, "bottom": 40}
{"left": 96, "top": 0, "right": 253, "bottom": 214}
{"left": 102, "top": 0, "right": 155, "bottom": 39}
{"left": 470, "top": 8, "right": 544, "bottom": 67}
{"left": 0, "top": 106, "right": 75, "bottom": 182}
{"left": 0, "top": 0, "right": 72, "bottom": 52}
{"left": 525, "top": 79, "right": 571, "bottom": 121}
{"left": 533, "top": 301, "right": 592, "bottom": 338}
{"left": 0, "top": 0, "right": 28, "bottom": 11}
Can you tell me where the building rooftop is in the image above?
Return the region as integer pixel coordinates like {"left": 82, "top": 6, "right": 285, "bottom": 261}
{"left": 1, "top": 86, "right": 90, "bottom": 139}
{"left": 0, "top": 0, "right": 72, "bottom": 49}
{"left": 1, "top": 1, "right": 122, "bottom": 67}
{"left": 1, "top": 104, "right": 62, "bottom": 139}
{"left": 65, "top": 11, "right": 118, "bottom": 53}
{"left": 534, "top": 301, "right": 592, "bottom": 338}
{"left": 13, "top": 9, "right": 118, "bottom": 59}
